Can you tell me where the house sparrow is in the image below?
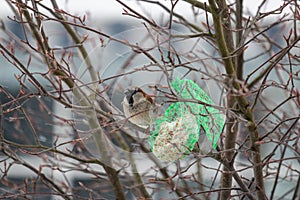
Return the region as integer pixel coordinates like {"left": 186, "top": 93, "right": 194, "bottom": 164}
{"left": 122, "top": 87, "right": 157, "bottom": 129}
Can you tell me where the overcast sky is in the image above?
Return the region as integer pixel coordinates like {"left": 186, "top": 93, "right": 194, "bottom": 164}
{"left": 1, "top": 0, "right": 283, "bottom": 21}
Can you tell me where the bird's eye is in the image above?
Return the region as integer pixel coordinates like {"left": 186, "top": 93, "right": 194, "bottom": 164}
{"left": 134, "top": 88, "right": 139, "bottom": 93}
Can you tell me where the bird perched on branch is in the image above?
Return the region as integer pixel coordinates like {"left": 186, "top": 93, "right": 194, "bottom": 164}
{"left": 122, "top": 87, "right": 157, "bottom": 129}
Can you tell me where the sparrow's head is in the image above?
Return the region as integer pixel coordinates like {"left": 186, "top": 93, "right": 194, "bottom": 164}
{"left": 124, "top": 87, "right": 153, "bottom": 107}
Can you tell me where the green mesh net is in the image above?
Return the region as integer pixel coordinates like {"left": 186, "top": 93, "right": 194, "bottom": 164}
{"left": 149, "top": 78, "right": 225, "bottom": 162}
